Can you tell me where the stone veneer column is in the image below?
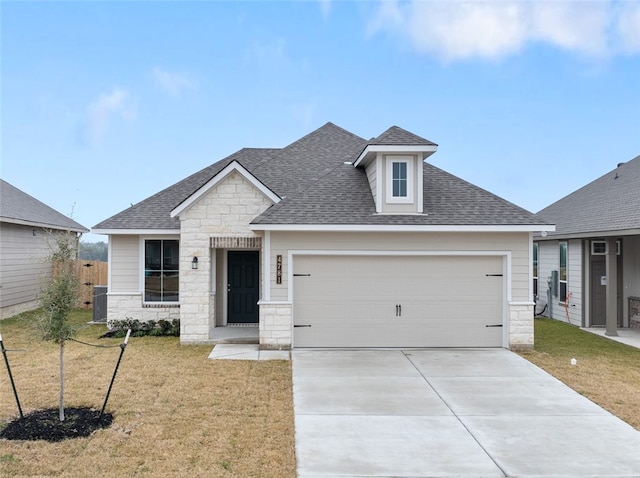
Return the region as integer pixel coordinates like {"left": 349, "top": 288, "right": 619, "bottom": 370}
{"left": 508, "top": 302, "right": 534, "bottom": 350}
{"left": 259, "top": 303, "right": 292, "bottom": 349}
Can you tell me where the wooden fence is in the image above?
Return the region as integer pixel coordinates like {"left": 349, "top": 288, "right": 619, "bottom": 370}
{"left": 75, "top": 260, "right": 108, "bottom": 309}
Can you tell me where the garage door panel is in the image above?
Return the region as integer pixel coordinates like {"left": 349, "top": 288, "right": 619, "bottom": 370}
{"left": 293, "top": 255, "right": 504, "bottom": 348}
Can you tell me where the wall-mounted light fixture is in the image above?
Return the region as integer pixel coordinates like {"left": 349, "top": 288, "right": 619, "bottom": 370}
{"left": 192, "top": 256, "right": 199, "bottom": 269}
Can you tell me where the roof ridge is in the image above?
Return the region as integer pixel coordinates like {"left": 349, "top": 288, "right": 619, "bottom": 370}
{"left": 281, "top": 122, "right": 366, "bottom": 151}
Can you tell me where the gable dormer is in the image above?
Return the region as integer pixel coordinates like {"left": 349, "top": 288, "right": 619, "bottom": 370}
{"left": 353, "top": 126, "right": 437, "bottom": 214}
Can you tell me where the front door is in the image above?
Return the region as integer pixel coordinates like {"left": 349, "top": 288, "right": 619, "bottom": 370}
{"left": 227, "top": 251, "right": 259, "bottom": 324}
{"left": 590, "top": 255, "right": 606, "bottom": 326}
{"left": 590, "top": 246, "right": 623, "bottom": 327}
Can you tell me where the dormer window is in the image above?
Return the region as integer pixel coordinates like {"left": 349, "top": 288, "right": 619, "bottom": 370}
{"left": 392, "top": 162, "right": 407, "bottom": 197}
{"left": 386, "top": 156, "right": 413, "bottom": 204}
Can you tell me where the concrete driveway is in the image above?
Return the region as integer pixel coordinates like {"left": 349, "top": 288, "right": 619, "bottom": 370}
{"left": 292, "top": 349, "right": 640, "bottom": 477}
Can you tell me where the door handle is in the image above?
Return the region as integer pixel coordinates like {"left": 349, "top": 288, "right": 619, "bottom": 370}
{"left": 399, "top": 304, "right": 402, "bottom": 317}
{"left": 395, "top": 304, "right": 402, "bottom": 317}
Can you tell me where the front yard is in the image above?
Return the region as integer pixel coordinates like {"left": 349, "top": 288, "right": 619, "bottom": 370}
{"left": 0, "top": 310, "right": 296, "bottom": 477}
{"left": 1, "top": 312, "right": 639, "bottom": 477}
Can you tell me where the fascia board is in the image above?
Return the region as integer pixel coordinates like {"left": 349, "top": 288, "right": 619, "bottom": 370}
{"left": 170, "top": 161, "right": 281, "bottom": 218}
{"left": 354, "top": 144, "right": 438, "bottom": 168}
{"left": 91, "top": 228, "right": 180, "bottom": 236}
{"left": 250, "top": 223, "right": 556, "bottom": 232}
{"left": 1, "top": 216, "right": 89, "bottom": 233}
{"left": 534, "top": 228, "right": 640, "bottom": 241}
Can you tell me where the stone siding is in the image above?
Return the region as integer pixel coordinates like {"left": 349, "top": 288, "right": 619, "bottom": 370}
{"left": 508, "top": 302, "right": 534, "bottom": 349}
{"left": 259, "top": 303, "right": 292, "bottom": 349}
{"left": 106, "top": 294, "right": 180, "bottom": 324}
{"left": 179, "top": 170, "right": 273, "bottom": 344}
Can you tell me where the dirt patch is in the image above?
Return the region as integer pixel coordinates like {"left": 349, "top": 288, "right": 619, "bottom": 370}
{"left": 0, "top": 407, "right": 113, "bottom": 442}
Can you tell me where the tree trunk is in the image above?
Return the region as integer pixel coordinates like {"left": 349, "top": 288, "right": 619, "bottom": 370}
{"left": 59, "top": 341, "right": 65, "bottom": 421}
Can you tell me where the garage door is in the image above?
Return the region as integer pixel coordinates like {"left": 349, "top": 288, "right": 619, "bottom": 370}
{"left": 293, "top": 255, "right": 504, "bottom": 348}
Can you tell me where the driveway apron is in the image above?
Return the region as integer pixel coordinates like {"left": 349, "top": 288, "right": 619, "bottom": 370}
{"left": 292, "top": 349, "right": 640, "bottom": 477}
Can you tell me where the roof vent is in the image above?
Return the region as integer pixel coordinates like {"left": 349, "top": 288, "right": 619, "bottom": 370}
{"left": 617, "top": 162, "right": 626, "bottom": 168}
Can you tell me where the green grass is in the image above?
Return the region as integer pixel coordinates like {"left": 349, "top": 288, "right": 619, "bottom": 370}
{"left": 519, "top": 318, "right": 640, "bottom": 430}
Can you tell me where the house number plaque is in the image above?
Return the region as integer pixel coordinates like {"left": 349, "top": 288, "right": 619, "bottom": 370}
{"left": 276, "top": 255, "right": 282, "bottom": 284}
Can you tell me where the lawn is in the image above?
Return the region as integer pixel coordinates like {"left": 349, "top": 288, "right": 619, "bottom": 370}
{"left": 0, "top": 310, "right": 296, "bottom": 477}
{"left": 518, "top": 318, "right": 640, "bottom": 431}
{"left": 2, "top": 313, "right": 639, "bottom": 477}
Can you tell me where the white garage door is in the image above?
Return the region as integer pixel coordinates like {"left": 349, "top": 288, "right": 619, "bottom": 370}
{"left": 293, "top": 255, "right": 504, "bottom": 348}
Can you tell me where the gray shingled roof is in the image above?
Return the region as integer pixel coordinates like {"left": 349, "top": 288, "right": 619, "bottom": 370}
{"left": 0, "top": 179, "right": 88, "bottom": 232}
{"left": 535, "top": 155, "right": 640, "bottom": 237}
{"left": 369, "top": 125, "right": 437, "bottom": 146}
{"left": 94, "top": 122, "right": 544, "bottom": 230}
{"left": 252, "top": 161, "right": 541, "bottom": 225}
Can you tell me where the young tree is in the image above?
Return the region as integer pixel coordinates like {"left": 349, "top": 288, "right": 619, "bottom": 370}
{"left": 37, "top": 231, "right": 81, "bottom": 421}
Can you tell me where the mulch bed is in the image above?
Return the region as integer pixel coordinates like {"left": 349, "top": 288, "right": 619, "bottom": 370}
{"left": 0, "top": 407, "right": 113, "bottom": 442}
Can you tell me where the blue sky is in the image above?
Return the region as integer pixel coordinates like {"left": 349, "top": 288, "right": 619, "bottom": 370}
{"left": 2, "top": 1, "right": 639, "bottom": 242}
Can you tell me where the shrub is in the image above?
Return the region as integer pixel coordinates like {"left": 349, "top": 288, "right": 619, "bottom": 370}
{"left": 104, "top": 318, "right": 180, "bottom": 338}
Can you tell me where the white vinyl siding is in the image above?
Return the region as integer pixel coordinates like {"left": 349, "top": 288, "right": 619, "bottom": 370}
{"left": 536, "top": 239, "right": 582, "bottom": 326}
{"left": 266, "top": 231, "right": 530, "bottom": 303}
{"left": 109, "top": 235, "right": 140, "bottom": 292}
{"left": 365, "top": 160, "right": 377, "bottom": 206}
{"left": 0, "top": 223, "right": 54, "bottom": 317}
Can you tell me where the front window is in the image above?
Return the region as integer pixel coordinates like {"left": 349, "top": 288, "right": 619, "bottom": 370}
{"left": 559, "top": 242, "right": 567, "bottom": 302}
{"left": 144, "top": 239, "right": 179, "bottom": 302}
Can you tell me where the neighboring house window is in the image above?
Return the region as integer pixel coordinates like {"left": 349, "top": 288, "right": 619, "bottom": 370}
{"left": 144, "top": 239, "right": 179, "bottom": 302}
{"left": 559, "top": 242, "right": 567, "bottom": 303}
{"left": 533, "top": 242, "right": 538, "bottom": 298}
{"left": 386, "top": 156, "right": 413, "bottom": 203}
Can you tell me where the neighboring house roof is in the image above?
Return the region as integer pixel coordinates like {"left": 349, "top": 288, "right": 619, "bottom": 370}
{"left": 535, "top": 155, "right": 640, "bottom": 238}
{"left": 93, "top": 122, "right": 547, "bottom": 232}
{"left": 0, "top": 179, "right": 89, "bottom": 233}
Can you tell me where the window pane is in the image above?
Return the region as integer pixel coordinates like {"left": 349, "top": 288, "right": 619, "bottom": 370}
{"left": 145, "top": 240, "right": 161, "bottom": 270}
{"left": 392, "top": 162, "right": 407, "bottom": 197}
{"left": 559, "top": 282, "right": 567, "bottom": 302}
{"left": 145, "top": 239, "right": 179, "bottom": 302}
{"left": 559, "top": 243, "right": 567, "bottom": 281}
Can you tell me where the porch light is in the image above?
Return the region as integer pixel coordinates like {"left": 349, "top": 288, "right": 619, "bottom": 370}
{"left": 192, "top": 256, "right": 198, "bottom": 269}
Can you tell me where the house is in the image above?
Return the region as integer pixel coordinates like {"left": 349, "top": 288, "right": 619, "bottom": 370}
{"left": 93, "top": 123, "right": 552, "bottom": 349}
{"left": 534, "top": 155, "right": 640, "bottom": 332}
{"left": 0, "top": 179, "right": 89, "bottom": 319}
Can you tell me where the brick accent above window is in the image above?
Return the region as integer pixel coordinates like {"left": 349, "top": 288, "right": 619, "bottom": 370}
{"left": 210, "top": 236, "right": 262, "bottom": 249}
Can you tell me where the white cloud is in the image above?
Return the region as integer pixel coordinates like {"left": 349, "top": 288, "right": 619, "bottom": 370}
{"left": 367, "top": 0, "right": 640, "bottom": 62}
{"left": 616, "top": 2, "right": 640, "bottom": 53}
{"left": 319, "top": 0, "right": 332, "bottom": 19}
{"left": 152, "top": 67, "right": 195, "bottom": 97}
{"left": 86, "top": 87, "right": 135, "bottom": 144}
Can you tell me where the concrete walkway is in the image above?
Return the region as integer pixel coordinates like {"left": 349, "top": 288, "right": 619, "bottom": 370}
{"left": 292, "top": 349, "right": 640, "bottom": 477}
{"left": 583, "top": 327, "right": 640, "bottom": 350}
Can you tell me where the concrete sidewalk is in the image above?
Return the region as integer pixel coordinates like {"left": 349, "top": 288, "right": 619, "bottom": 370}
{"left": 583, "top": 327, "right": 640, "bottom": 350}
{"left": 292, "top": 349, "right": 640, "bottom": 477}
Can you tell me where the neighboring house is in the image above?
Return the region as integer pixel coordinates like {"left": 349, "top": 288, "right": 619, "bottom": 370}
{"left": 0, "top": 179, "right": 89, "bottom": 319}
{"left": 93, "top": 123, "right": 552, "bottom": 349}
{"left": 534, "top": 155, "right": 640, "bottom": 331}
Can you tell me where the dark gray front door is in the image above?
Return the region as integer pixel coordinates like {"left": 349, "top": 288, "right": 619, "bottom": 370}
{"left": 227, "top": 251, "right": 259, "bottom": 324}
{"left": 590, "top": 250, "right": 623, "bottom": 327}
{"left": 590, "top": 255, "right": 606, "bottom": 326}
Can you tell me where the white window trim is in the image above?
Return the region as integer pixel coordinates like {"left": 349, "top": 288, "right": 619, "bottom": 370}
{"left": 140, "top": 236, "right": 181, "bottom": 305}
{"left": 386, "top": 156, "right": 414, "bottom": 204}
{"left": 559, "top": 241, "right": 568, "bottom": 304}
{"left": 591, "top": 240, "right": 621, "bottom": 255}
